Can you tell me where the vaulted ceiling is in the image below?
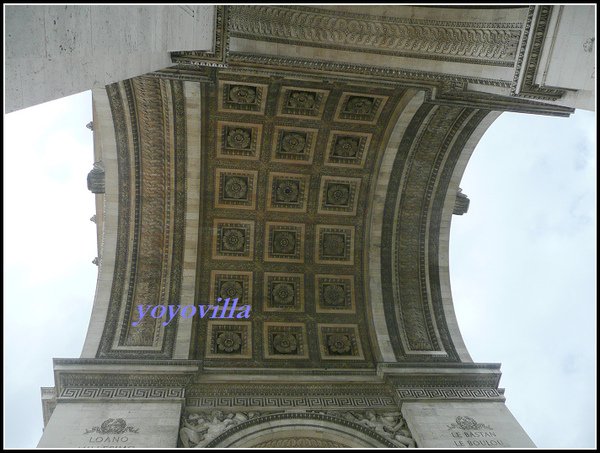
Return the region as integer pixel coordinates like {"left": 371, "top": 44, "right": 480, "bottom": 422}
{"left": 88, "top": 6, "right": 572, "bottom": 370}
{"left": 91, "top": 66, "right": 499, "bottom": 370}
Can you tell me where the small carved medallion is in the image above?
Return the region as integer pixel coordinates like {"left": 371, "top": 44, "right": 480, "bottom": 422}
{"left": 275, "top": 179, "right": 300, "bottom": 203}
{"left": 281, "top": 132, "right": 307, "bottom": 154}
{"left": 264, "top": 322, "right": 308, "bottom": 359}
{"left": 222, "top": 228, "right": 246, "bottom": 252}
{"left": 273, "top": 333, "right": 298, "bottom": 354}
{"left": 216, "top": 331, "right": 242, "bottom": 353}
{"left": 228, "top": 85, "right": 257, "bottom": 104}
{"left": 318, "top": 324, "right": 364, "bottom": 360}
{"left": 226, "top": 127, "right": 252, "bottom": 149}
{"left": 316, "top": 275, "right": 355, "bottom": 313}
{"left": 325, "top": 131, "right": 371, "bottom": 167}
{"left": 223, "top": 176, "right": 248, "bottom": 200}
{"left": 213, "top": 220, "right": 254, "bottom": 260}
{"left": 316, "top": 225, "right": 354, "bottom": 264}
{"left": 264, "top": 273, "right": 304, "bottom": 312}
{"left": 333, "top": 136, "right": 360, "bottom": 158}
{"left": 326, "top": 183, "right": 350, "bottom": 206}
{"left": 344, "top": 96, "right": 374, "bottom": 115}
{"left": 219, "top": 81, "right": 268, "bottom": 114}
{"left": 207, "top": 321, "right": 252, "bottom": 358}
{"left": 217, "top": 122, "right": 262, "bottom": 159}
{"left": 327, "top": 333, "right": 352, "bottom": 355}
{"left": 279, "top": 87, "right": 329, "bottom": 118}
{"left": 265, "top": 223, "right": 304, "bottom": 262}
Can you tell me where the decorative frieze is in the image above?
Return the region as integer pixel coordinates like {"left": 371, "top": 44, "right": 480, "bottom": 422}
{"left": 58, "top": 387, "right": 185, "bottom": 400}
{"left": 229, "top": 5, "right": 522, "bottom": 66}
{"left": 396, "top": 387, "right": 504, "bottom": 401}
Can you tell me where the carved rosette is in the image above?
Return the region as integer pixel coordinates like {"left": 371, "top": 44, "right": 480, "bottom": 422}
{"left": 216, "top": 332, "right": 242, "bottom": 353}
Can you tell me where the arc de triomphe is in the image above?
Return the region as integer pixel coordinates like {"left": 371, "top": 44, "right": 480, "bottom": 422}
{"left": 7, "top": 5, "right": 593, "bottom": 448}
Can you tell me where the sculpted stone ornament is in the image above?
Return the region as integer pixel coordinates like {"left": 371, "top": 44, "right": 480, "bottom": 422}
{"left": 447, "top": 415, "right": 492, "bottom": 431}
{"left": 281, "top": 132, "right": 306, "bottom": 153}
{"left": 228, "top": 85, "right": 257, "bottom": 104}
{"left": 272, "top": 282, "right": 295, "bottom": 306}
{"left": 275, "top": 180, "right": 300, "bottom": 203}
{"left": 272, "top": 231, "right": 296, "bottom": 254}
{"left": 179, "top": 411, "right": 262, "bottom": 448}
{"left": 219, "top": 280, "right": 243, "bottom": 300}
{"left": 287, "top": 91, "right": 316, "bottom": 109}
{"left": 326, "top": 183, "right": 350, "bottom": 206}
{"left": 223, "top": 176, "right": 248, "bottom": 200}
{"left": 222, "top": 228, "right": 245, "bottom": 252}
{"left": 226, "top": 128, "right": 251, "bottom": 149}
{"left": 453, "top": 188, "right": 470, "bottom": 215}
{"left": 272, "top": 332, "right": 298, "bottom": 354}
{"left": 333, "top": 136, "right": 359, "bottom": 158}
{"left": 87, "top": 161, "right": 105, "bottom": 194}
{"left": 315, "top": 411, "right": 415, "bottom": 448}
{"left": 216, "top": 331, "right": 242, "bottom": 353}
{"left": 254, "top": 438, "right": 347, "bottom": 448}
{"left": 322, "top": 233, "right": 346, "bottom": 257}
{"left": 327, "top": 333, "right": 352, "bottom": 354}
{"left": 345, "top": 96, "right": 374, "bottom": 114}
{"left": 323, "top": 284, "right": 346, "bottom": 306}
{"left": 84, "top": 418, "right": 139, "bottom": 435}
{"left": 228, "top": 6, "right": 521, "bottom": 64}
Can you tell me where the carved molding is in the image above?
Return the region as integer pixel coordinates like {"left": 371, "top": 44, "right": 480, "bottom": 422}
{"left": 58, "top": 373, "right": 194, "bottom": 390}
{"left": 253, "top": 438, "right": 347, "bottom": 448}
{"left": 228, "top": 53, "right": 510, "bottom": 88}
{"left": 512, "top": 5, "right": 566, "bottom": 101}
{"left": 171, "top": 6, "right": 229, "bottom": 67}
{"left": 380, "top": 104, "right": 494, "bottom": 361}
{"left": 222, "top": 54, "right": 572, "bottom": 116}
{"left": 97, "top": 78, "right": 186, "bottom": 359}
{"left": 397, "top": 387, "right": 503, "bottom": 401}
{"left": 58, "top": 387, "right": 185, "bottom": 400}
{"left": 186, "top": 394, "right": 397, "bottom": 410}
{"left": 229, "top": 6, "right": 522, "bottom": 66}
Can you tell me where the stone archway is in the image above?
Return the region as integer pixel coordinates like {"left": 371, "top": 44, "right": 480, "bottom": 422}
{"left": 204, "top": 413, "right": 399, "bottom": 448}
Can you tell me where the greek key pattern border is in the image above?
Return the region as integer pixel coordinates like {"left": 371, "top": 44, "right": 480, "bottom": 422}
{"left": 186, "top": 395, "right": 396, "bottom": 409}
{"left": 58, "top": 387, "right": 185, "bottom": 400}
{"left": 397, "top": 387, "right": 503, "bottom": 400}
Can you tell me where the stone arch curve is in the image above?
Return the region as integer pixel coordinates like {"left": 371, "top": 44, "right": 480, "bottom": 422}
{"left": 206, "top": 412, "right": 398, "bottom": 448}
{"left": 366, "top": 91, "right": 504, "bottom": 363}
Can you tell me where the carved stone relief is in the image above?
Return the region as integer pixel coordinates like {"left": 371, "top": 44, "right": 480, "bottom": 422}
{"left": 229, "top": 5, "right": 522, "bottom": 66}
{"left": 179, "top": 410, "right": 414, "bottom": 448}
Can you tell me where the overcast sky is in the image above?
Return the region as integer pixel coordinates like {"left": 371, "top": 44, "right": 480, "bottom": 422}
{"left": 4, "top": 91, "right": 596, "bottom": 448}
